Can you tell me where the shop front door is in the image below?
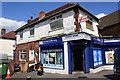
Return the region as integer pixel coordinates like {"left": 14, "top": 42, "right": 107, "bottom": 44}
{"left": 72, "top": 46, "right": 84, "bottom": 71}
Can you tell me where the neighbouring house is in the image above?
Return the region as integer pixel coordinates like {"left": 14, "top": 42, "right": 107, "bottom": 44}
{"left": 99, "top": 10, "right": 120, "bottom": 37}
{"left": 0, "top": 28, "right": 16, "bottom": 60}
{"left": 0, "top": 28, "right": 16, "bottom": 73}
{"left": 15, "top": 3, "right": 106, "bottom": 74}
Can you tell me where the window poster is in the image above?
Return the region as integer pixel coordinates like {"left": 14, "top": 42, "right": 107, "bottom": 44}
{"left": 93, "top": 50, "right": 98, "bottom": 67}
{"left": 105, "top": 50, "right": 114, "bottom": 64}
{"left": 93, "top": 49, "right": 103, "bottom": 67}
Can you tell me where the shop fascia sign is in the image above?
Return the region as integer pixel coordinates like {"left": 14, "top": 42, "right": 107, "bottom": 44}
{"left": 78, "top": 15, "right": 88, "bottom": 22}
{"left": 39, "top": 37, "right": 62, "bottom": 45}
{"left": 104, "top": 38, "right": 120, "bottom": 43}
{"left": 62, "top": 33, "right": 91, "bottom": 42}
{"left": 93, "top": 37, "right": 103, "bottom": 43}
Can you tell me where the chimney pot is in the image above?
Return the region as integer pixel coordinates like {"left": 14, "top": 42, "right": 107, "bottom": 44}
{"left": 39, "top": 11, "right": 45, "bottom": 19}
{"left": 30, "top": 16, "right": 33, "bottom": 20}
{"left": 27, "top": 16, "right": 33, "bottom": 23}
{"left": 1, "top": 28, "right": 6, "bottom": 35}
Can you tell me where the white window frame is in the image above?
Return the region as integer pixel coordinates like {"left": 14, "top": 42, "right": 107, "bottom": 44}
{"left": 49, "top": 14, "right": 63, "bottom": 31}
{"left": 29, "top": 28, "right": 34, "bottom": 37}
{"left": 19, "top": 50, "right": 26, "bottom": 61}
{"left": 19, "top": 32, "right": 23, "bottom": 39}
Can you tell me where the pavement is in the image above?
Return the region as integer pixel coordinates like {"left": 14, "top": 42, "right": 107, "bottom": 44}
{"left": 2, "top": 70, "right": 120, "bottom": 80}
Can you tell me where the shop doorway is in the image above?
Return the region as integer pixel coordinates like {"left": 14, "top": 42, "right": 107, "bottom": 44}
{"left": 72, "top": 46, "right": 84, "bottom": 71}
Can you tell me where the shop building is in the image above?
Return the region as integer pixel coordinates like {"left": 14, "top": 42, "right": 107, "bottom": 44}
{"left": 15, "top": 3, "right": 101, "bottom": 74}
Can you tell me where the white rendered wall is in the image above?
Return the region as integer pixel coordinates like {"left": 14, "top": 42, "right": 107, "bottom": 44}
{"left": 79, "top": 10, "right": 99, "bottom": 37}
{"left": 0, "top": 39, "right": 15, "bottom": 60}
{"left": 16, "top": 10, "right": 75, "bottom": 45}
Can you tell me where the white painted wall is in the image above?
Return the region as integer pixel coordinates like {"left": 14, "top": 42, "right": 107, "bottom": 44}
{"left": 79, "top": 10, "right": 99, "bottom": 37}
{"left": 0, "top": 38, "right": 15, "bottom": 60}
{"left": 16, "top": 10, "right": 75, "bottom": 45}
{"left": 16, "top": 9, "right": 99, "bottom": 45}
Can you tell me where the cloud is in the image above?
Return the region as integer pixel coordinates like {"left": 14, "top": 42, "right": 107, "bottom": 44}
{"left": 96, "top": 13, "right": 106, "bottom": 19}
{"left": 0, "top": 17, "right": 26, "bottom": 32}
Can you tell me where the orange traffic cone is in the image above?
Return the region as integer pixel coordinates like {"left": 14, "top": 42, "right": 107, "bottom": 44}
{"left": 6, "top": 67, "right": 11, "bottom": 78}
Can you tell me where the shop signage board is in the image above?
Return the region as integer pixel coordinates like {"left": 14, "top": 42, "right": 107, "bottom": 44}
{"left": 42, "top": 37, "right": 62, "bottom": 44}
{"left": 39, "top": 37, "right": 63, "bottom": 47}
{"left": 93, "top": 49, "right": 103, "bottom": 67}
{"left": 78, "top": 15, "right": 88, "bottom": 22}
{"left": 104, "top": 38, "right": 120, "bottom": 43}
{"left": 62, "top": 33, "right": 91, "bottom": 42}
{"left": 105, "top": 51, "right": 114, "bottom": 64}
{"left": 92, "top": 37, "right": 103, "bottom": 45}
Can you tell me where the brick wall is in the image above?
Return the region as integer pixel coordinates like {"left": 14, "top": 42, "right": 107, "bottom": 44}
{"left": 15, "top": 41, "right": 39, "bottom": 72}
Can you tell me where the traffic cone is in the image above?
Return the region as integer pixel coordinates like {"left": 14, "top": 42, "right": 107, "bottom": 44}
{"left": 6, "top": 67, "right": 11, "bottom": 78}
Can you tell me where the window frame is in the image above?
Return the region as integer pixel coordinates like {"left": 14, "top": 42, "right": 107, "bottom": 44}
{"left": 19, "top": 50, "right": 26, "bottom": 61}
{"left": 86, "top": 20, "right": 94, "bottom": 30}
{"left": 29, "top": 28, "right": 34, "bottom": 37}
{"left": 20, "top": 32, "right": 23, "bottom": 39}
{"left": 42, "top": 49, "right": 63, "bottom": 65}
{"left": 49, "top": 14, "right": 63, "bottom": 31}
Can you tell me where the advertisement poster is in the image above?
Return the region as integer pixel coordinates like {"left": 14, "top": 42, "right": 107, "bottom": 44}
{"left": 93, "top": 50, "right": 98, "bottom": 67}
{"left": 105, "top": 51, "right": 114, "bottom": 64}
{"left": 98, "top": 50, "right": 102, "bottom": 65}
{"left": 93, "top": 49, "right": 103, "bottom": 67}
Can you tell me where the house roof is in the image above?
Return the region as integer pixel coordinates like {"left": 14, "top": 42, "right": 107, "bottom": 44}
{"left": 1, "top": 31, "right": 16, "bottom": 40}
{"left": 15, "top": 3, "right": 99, "bottom": 32}
{"left": 99, "top": 10, "right": 120, "bottom": 28}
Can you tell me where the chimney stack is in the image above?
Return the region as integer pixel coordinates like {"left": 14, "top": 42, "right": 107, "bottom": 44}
{"left": 1, "top": 28, "right": 6, "bottom": 35}
{"left": 27, "top": 16, "right": 33, "bottom": 23}
{"left": 39, "top": 11, "right": 45, "bottom": 19}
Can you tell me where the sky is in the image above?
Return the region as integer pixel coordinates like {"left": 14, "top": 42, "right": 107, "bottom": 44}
{"left": 0, "top": 2, "right": 119, "bottom": 33}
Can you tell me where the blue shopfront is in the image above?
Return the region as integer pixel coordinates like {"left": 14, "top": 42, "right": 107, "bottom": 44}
{"left": 92, "top": 37, "right": 120, "bottom": 69}
{"left": 39, "top": 37, "right": 64, "bottom": 69}
{"left": 103, "top": 38, "right": 120, "bottom": 65}
{"left": 91, "top": 37, "right": 104, "bottom": 68}
{"left": 62, "top": 33, "right": 93, "bottom": 74}
{"left": 39, "top": 35, "right": 120, "bottom": 74}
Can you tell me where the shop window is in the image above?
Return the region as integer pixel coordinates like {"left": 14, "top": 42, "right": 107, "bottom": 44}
{"left": 19, "top": 50, "right": 26, "bottom": 61}
{"left": 42, "top": 49, "right": 63, "bottom": 65}
{"left": 105, "top": 49, "right": 114, "bottom": 64}
{"left": 30, "top": 28, "right": 34, "bottom": 36}
{"left": 86, "top": 20, "right": 93, "bottom": 30}
{"left": 50, "top": 19, "right": 63, "bottom": 30}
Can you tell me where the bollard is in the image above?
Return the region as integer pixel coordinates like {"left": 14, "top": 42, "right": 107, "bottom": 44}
{"left": 27, "top": 76, "right": 31, "bottom": 80}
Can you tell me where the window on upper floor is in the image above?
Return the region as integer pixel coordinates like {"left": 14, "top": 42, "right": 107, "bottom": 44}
{"left": 20, "top": 32, "right": 23, "bottom": 39}
{"left": 30, "top": 28, "right": 34, "bottom": 36}
{"left": 50, "top": 19, "right": 63, "bottom": 31}
{"left": 86, "top": 20, "right": 93, "bottom": 30}
{"left": 49, "top": 14, "right": 63, "bottom": 31}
